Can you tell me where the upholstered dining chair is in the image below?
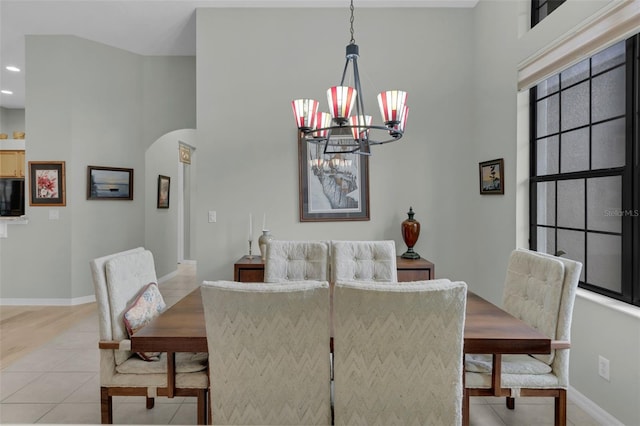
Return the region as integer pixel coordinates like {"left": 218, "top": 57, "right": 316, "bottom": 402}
{"left": 90, "top": 248, "right": 208, "bottom": 424}
{"left": 263, "top": 240, "right": 330, "bottom": 283}
{"left": 330, "top": 240, "right": 397, "bottom": 283}
{"left": 333, "top": 279, "right": 468, "bottom": 425}
{"left": 464, "top": 248, "right": 582, "bottom": 426}
{"left": 201, "top": 280, "right": 332, "bottom": 425}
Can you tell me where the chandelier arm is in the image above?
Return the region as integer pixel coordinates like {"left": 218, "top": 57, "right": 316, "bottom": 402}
{"left": 339, "top": 58, "right": 351, "bottom": 87}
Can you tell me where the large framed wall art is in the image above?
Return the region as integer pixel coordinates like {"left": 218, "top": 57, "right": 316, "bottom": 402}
{"left": 298, "top": 135, "right": 370, "bottom": 222}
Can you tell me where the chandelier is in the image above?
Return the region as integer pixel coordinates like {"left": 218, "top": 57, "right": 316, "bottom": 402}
{"left": 291, "top": 0, "right": 409, "bottom": 156}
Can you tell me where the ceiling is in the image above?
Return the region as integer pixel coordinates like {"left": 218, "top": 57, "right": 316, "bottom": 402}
{"left": 0, "top": 0, "right": 478, "bottom": 109}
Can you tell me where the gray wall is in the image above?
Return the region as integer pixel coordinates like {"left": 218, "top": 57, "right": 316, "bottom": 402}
{"left": 0, "top": 35, "right": 195, "bottom": 300}
{"left": 145, "top": 129, "right": 197, "bottom": 277}
{"left": 0, "top": 107, "right": 25, "bottom": 136}
{"left": 195, "top": 7, "right": 476, "bottom": 286}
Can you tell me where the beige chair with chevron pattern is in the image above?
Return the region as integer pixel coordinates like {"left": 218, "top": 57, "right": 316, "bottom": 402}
{"left": 201, "top": 280, "right": 332, "bottom": 425}
{"left": 464, "top": 248, "right": 582, "bottom": 426}
{"left": 333, "top": 279, "right": 468, "bottom": 426}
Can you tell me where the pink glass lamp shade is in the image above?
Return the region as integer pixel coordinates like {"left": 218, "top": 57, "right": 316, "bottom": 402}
{"left": 312, "top": 112, "right": 332, "bottom": 138}
{"left": 327, "top": 86, "right": 357, "bottom": 125}
{"left": 377, "top": 90, "right": 407, "bottom": 126}
{"left": 390, "top": 106, "right": 409, "bottom": 137}
{"left": 292, "top": 99, "right": 319, "bottom": 132}
{"left": 349, "top": 115, "right": 372, "bottom": 140}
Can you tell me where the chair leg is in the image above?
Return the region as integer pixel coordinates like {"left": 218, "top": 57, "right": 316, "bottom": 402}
{"left": 196, "top": 389, "right": 207, "bottom": 425}
{"left": 506, "top": 396, "right": 515, "bottom": 409}
{"left": 555, "top": 389, "right": 567, "bottom": 426}
{"left": 100, "top": 387, "right": 113, "bottom": 424}
{"left": 146, "top": 396, "right": 155, "bottom": 409}
{"left": 462, "top": 389, "right": 470, "bottom": 426}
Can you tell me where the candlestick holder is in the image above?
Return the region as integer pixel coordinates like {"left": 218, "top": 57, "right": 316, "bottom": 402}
{"left": 248, "top": 240, "right": 253, "bottom": 260}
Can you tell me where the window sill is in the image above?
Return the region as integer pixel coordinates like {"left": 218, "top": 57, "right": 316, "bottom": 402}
{"left": 576, "top": 288, "right": 640, "bottom": 320}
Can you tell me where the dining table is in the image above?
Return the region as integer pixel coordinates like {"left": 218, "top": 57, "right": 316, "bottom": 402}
{"left": 131, "top": 286, "right": 554, "bottom": 425}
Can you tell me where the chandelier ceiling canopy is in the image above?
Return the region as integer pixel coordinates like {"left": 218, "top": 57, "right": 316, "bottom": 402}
{"left": 291, "top": 0, "right": 409, "bottom": 156}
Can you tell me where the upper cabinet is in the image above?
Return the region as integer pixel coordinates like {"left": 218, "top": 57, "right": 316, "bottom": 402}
{"left": 0, "top": 150, "right": 25, "bottom": 178}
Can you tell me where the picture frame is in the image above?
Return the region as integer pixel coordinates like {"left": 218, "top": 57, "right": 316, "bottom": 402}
{"left": 157, "top": 175, "right": 170, "bottom": 209}
{"left": 479, "top": 158, "right": 504, "bottom": 195}
{"left": 29, "top": 161, "right": 66, "bottom": 206}
{"left": 298, "top": 134, "right": 370, "bottom": 222}
{"left": 87, "top": 165, "right": 134, "bottom": 200}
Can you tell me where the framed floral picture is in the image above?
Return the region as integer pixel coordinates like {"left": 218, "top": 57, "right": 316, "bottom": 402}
{"left": 29, "top": 161, "right": 66, "bottom": 206}
{"left": 479, "top": 158, "right": 504, "bottom": 195}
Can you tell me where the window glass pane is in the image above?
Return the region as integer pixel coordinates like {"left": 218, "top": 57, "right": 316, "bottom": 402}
{"left": 557, "top": 229, "right": 585, "bottom": 282}
{"left": 537, "top": 75, "right": 560, "bottom": 98}
{"left": 560, "top": 128, "right": 589, "bottom": 173}
{"left": 560, "top": 58, "right": 589, "bottom": 87}
{"left": 592, "top": 41, "right": 625, "bottom": 75}
{"left": 587, "top": 176, "right": 622, "bottom": 233}
{"left": 547, "top": 0, "right": 564, "bottom": 14}
{"left": 587, "top": 232, "right": 621, "bottom": 293}
{"left": 592, "top": 66, "right": 625, "bottom": 122}
{"left": 592, "top": 118, "right": 626, "bottom": 169}
{"left": 537, "top": 94, "right": 559, "bottom": 137}
{"left": 536, "top": 136, "right": 559, "bottom": 175}
{"left": 536, "top": 227, "right": 555, "bottom": 255}
{"left": 557, "top": 179, "right": 585, "bottom": 229}
{"left": 537, "top": 182, "right": 555, "bottom": 226}
{"left": 561, "top": 81, "right": 589, "bottom": 131}
{"left": 538, "top": 3, "right": 548, "bottom": 20}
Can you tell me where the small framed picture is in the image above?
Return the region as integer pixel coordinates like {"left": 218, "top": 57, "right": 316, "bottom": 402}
{"left": 29, "top": 161, "right": 66, "bottom": 206}
{"left": 157, "top": 175, "right": 170, "bottom": 209}
{"left": 479, "top": 158, "right": 504, "bottom": 195}
{"left": 87, "top": 166, "right": 134, "bottom": 200}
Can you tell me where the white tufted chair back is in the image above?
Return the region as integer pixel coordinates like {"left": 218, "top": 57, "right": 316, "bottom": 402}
{"left": 90, "top": 247, "right": 148, "bottom": 365}
{"left": 90, "top": 248, "right": 209, "bottom": 424}
{"left": 502, "top": 248, "right": 581, "bottom": 367}
{"left": 464, "top": 248, "right": 582, "bottom": 426}
{"left": 202, "top": 280, "right": 332, "bottom": 425}
{"left": 263, "top": 240, "right": 330, "bottom": 283}
{"left": 331, "top": 240, "right": 397, "bottom": 283}
{"left": 333, "top": 279, "right": 468, "bottom": 425}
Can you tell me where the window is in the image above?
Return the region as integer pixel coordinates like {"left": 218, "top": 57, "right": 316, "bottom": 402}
{"left": 531, "top": 0, "right": 566, "bottom": 27}
{"left": 529, "top": 36, "right": 639, "bottom": 306}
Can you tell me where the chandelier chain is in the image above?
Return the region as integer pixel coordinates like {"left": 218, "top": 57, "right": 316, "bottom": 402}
{"left": 349, "top": 0, "right": 355, "bottom": 45}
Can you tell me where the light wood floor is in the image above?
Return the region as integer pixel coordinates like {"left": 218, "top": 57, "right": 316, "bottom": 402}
{"left": 0, "top": 302, "right": 96, "bottom": 370}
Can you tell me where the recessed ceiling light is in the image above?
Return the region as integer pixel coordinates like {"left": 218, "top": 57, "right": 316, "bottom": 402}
{"left": 1, "top": 90, "right": 13, "bottom": 95}
{"left": 6, "top": 66, "right": 21, "bottom": 72}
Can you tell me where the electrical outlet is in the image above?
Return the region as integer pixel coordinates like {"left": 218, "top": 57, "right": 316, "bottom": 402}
{"left": 208, "top": 211, "right": 216, "bottom": 223}
{"left": 598, "top": 355, "right": 610, "bottom": 381}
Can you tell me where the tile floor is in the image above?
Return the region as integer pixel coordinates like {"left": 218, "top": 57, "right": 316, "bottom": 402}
{"left": 0, "top": 263, "right": 604, "bottom": 425}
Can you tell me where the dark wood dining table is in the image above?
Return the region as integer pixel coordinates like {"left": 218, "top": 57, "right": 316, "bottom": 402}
{"left": 131, "top": 287, "right": 554, "bottom": 425}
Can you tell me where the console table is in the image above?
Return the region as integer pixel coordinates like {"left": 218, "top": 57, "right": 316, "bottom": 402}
{"left": 234, "top": 255, "right": 435, "bottom": 282}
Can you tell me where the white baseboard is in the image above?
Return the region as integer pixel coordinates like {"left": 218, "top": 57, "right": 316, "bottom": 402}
{"left": 180, "top": 259, "right": 196, "bottom": 265}
{"left": 0, "top": 294, "right": 96, "bottom": 306}
{"left": 569, "top": 385, "right": 623, "bottom": 426}
{"left": 158, "top": 269, "right": 178, "bottom": 284}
